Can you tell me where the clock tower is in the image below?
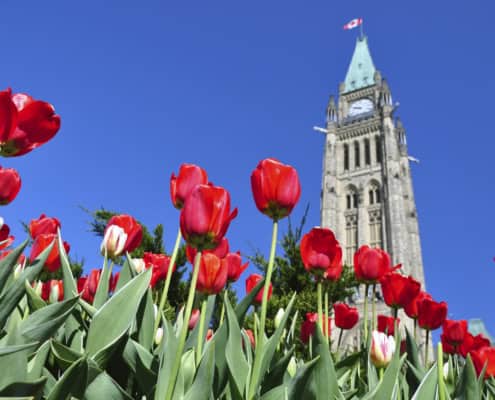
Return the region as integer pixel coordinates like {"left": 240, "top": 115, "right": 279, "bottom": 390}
{"left": 320, "top": 35, "right": 426, "bottom": 347}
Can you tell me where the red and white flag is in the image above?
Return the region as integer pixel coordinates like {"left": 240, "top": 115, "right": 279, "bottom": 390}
{"left": 343, "top": 18, "right": 363, "bottom": 30}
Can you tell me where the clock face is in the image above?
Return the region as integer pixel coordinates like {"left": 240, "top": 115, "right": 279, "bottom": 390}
{"left": 348, "top": 99, "right": 374, "bottom": 117}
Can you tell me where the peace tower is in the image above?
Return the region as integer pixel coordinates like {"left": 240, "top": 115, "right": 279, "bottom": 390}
{"left": 319, "top": 35, "right": 426, "bottom": 346}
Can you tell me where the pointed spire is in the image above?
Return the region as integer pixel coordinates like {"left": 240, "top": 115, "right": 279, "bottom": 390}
{"left": 326, "top": 95, "right": 337, "bottom": 123}
{"left": 343, "top": 36, "right": 376, "bottom": 93}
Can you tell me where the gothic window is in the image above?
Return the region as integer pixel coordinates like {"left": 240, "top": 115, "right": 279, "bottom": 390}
{"left": 375, "top": 188, "right": 381, "bottom": 203}
{"left": 346, "top": 195, "right": 351, "bottom": 209}
{"left": 364, "top": 139, "right": 371, "bottom": 165}
{"left": 344, "top": 144, "right": 349, "bottom": 171}
{"left": 353, "top": 193, "right": 359, "bottom": 208}
{"left": 369, "top": 190, "right": 374, "bottom": 205}
{"left": 345, "top": 214, "right": 358, "bottom": 265}
{"left": 354, "top": 141, "right": 360, "bottom": 168}
{"left": 375, "top": 136, "right": 382, "bottom": 163}
{"left": 369, "top": 210, "right": 383, "bottom": 249}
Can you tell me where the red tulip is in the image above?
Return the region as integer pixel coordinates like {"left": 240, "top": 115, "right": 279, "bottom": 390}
{"left": 29, "top": 214, "right": 61, "bottom": 239}
{"left": 170, "top": 163, "right": 208, "bottom": 209}
{"left": 37, "top": 280, "right": 64, "bottom": 302}
{"left": 0, "top": 166, "right": 21, "bottom": 205}
{"left": 189, "top": 309, "right": 200, "bottom": 330}
{"left": 245, "top": 273, "right": 272, "bottom": 305}
{"left": 0, "top": 89, "right": 61, "bottom": 157}
{"left": 441, "top": 319, "right": 468, "bottom": 352}
{"left": 0, "top": 220, "right": 14, "bottom": 250}
{"left": 186, "top": 237, "right": 229, "bottom": 265}
{"left": 110, "top": 272, "right": 120, "bottom": 293}
{"left": 300, "top": 312, "right": 331, "bottom": 344}
{"left": 300, "top": 227, "right": 342, "bottom": 279}
{"left": 196, "top": 253, "right": 228, "bottom": 295}
{"left": 206, "top": 329, "right": 214, "bottom": 341}
{"left": 251, "top": 158, "right": 301, "bottom": 221}
{"left": 354, "top": 245, "right": 393, "bottom": 284}
{"left": 104, "top": 214, "right": 143, "bottom": 254}
{"left": 377, "top": 315, "right": 400, "bottom": 336}
{"left": 417, "top": 298, "right": 448, "bottom": 331}
{"left": 380, "top": 273, "right": 421, "bottom": 309}
{"left": 334, "top": 303, "right": 359, "bottom": 330}
{"left": 244, "top": 329, "right": 255, "bottom": 348}
{"left": 143, "top": 252, "right": 175, "bottom": 288}
{"left": 180, "top": 184, "right": 237, "bottom": 251}
{"left": 0, "top": 250, "right": 26, "bottom": 266}
{"left": 78, "top": 270, "right": 98, "bottom": 304}
{"left": 404, "top": 291, "right": 432, "bottom": 319}
{"left": 29, "top": 233, "right": 69, "bottom": 272}
{"left": 471, "top": 347, "right": 495, "bottom": 379}
{"left": 222, "top": 251, "right": 249, "bottom": 283}
{"left": 459, "top": 333, "right": 491, "bottom": 358}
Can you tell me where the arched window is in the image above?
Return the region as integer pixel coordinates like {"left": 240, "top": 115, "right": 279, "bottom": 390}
{"left": 364, "top": 139, "right": 371, "bottom": 165}
{"left": 369, "top": 210, "right": 383, "bottom": 249}
{"left": 354, "top": 141, "right": 360, "bottom": 168}
{"left": 346, "top": 194, "right": 351, "bottom": 209}
{"left": 369, "top": 190, "right": 374, "bottom": 205}
{"left": 375, "top": 188, "right": 381, "bottom": 203}
{"left": 353, "top": 193, "right": 359, "bottom": 208}
{"left": 375, "top": 136, "right": 382, "bottom": 163}
{"left": 344, "top": 144, "right": 349, "bottom": 171}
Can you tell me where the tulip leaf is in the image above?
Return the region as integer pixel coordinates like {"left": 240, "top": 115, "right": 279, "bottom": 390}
{"left": 306, "top": 322, "right": 344, "bottom": 400}
{"left": 0, "top": 342, "right": 38, "bottom": 357}
{"left": 411, "top": 362, "right": 438, "bottom": 400}
{"left": 51, "top": 339, "right": 83, "bottom": 371}
{"left": 184, "top": 341, "right": 215, "bottom": 400}
{"left": 0, "top": 377, "right": 47, "bottom": 398}
{"left": 27, "top": 340, "right": 51, "bottom": 380}
{"left": 46, "top": 357, "right": 88, "bottom": 400}
{"left": 85, "top": 267, "right": 151, "bottom": 366}
{"left": 405, "top": 327, "right": 425, "bottom": 391}
{"left": 57, "top": 229, "right": 78, "bottom": 299}
{"left": 84, "top": 371, "right": 133, "bottom": 400}
{"left": 136, "top": 289, "right": 156, "bottom": 350}
{"left": 454, "top": 354, "right": 480, "bottom": 400}
{"left": 260, "top": 347, "right": 294, "bottom": 394}
{"left": 0, "top": 239, "right": 28, "bottom": 295}
{"left": 122, "top": 339, "right": 157, "bottom": 395}
{"left": 185, "top": 295, "right": 215, "bottom": 352}
{"left": 93, "top": 254, "right": 112, "bottom": 308}
{"left": 285, "top": 357, "right": 320, "bottom": 399}
{"left": 0, "top": 242, "right": 52, "bottom": 330}
{"left": 255, "top": 294, "right": 297, "bottom": 395}
{"left": 363, "top": 354, "right": 406, "bottom": 400}
{"left": 212, "top": 277, "right": 265, "bottom": 398}
{"left": 24, "top": 280, "right": 47, "bottom": 311}
{"left": 154, "top": 316, "right": 179, "bottom": 399}
{"left": 225, "top": 295, "right": 250, "bottom": 400}
{"left": 115, "top": 255, "right": 136, "bottom": 292}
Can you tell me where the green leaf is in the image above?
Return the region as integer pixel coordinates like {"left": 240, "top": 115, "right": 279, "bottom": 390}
{"left": 286, "top": 357, "right": 320, "bottom": 399}
{"left": 405, "top": 328, "right": 425, "bottom": 391}
{"left": 46, "top": 357, "right": 88, "bottom": 400}
{"left": 122, "top": 339, "right": 157, "bottom": 395}
{"left": 180, "top": 349, "right": 196, "bottom": 394}
{"left": 411, "top": 363, "right": 438, "bottom": 400}
{"left": 57, "top": 229, "right": 77, "bottom": 299}
{"left": 0, "top": 239, "right": 28, "bottom": 295}
{"left": 24, "top": 280, "right": 47, "bottom": 311}
{"left": 363, "top": 354, "right": 406, "bottom": 400}
{"left": 115, "top": 255, "right": 136, "bottom": 292}
{"left": 85, "top": 268, "right": 151, "bottom": 366}
{"left": 84, "top": 372, "right": 133, "bottom": 400}
{"left": 260, "top": 348, "right": 295, "bottom": 395}
{"left": 136, "top": 289, "right": 155, "bottom": 350}
{"left": 184, "top": 342, "right": 215, "bottom": 400}
{"left": 455, "top": 355, "right": 481, "bottom": 400}
{"left": 0, "top": 343, "right": 38, "bottom": 357}
{"left": 15, "top": 296, "right": 79, "bottom": 346}
{"left": 51, "top": 340, "right": 83, "bottom": 371}
{"left": 185, "top": 295, "right": 215, "bottom": 352}
{"left": 0, "top": 377, "right": 46, "bottom": 398}
{"left": 307, "top": 323, "right": 344, "bottom": 400}
{"left": 27, "top": 341, "right": 51, "bottom": 380}
{"left": 225, "top": 295, "right": 250, "bottom": 400}
{"left": 93, "top": 254, "right": 111, "bottom": 308}
{"left": 0, "top": 242, "right": 51, "bottom": 329}
{"left": 154, "top": 317, "right": 179, "bottom": 400}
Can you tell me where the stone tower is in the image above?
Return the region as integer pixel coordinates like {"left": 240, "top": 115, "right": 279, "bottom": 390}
{"left": 320, "top": 35, "right": 426, "bottom": 347}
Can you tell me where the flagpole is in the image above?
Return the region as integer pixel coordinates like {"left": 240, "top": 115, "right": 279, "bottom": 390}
{"left": 360, "top": 18, "right": 364, "bottom": 39}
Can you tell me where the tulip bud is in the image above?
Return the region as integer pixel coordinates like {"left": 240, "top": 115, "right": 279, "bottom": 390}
{"left": 274, "top": 308, "right": 285, "bottom": 329}
{"left": 13, "top": 262, "right": 24, "bottom": 279}
{"left": 49, "top": 280, "right": 63, "bottom": 303}
{"left": 155, "top": 327, "right": 164, "bottom": 345}
{"left": 100, "top": 225, "right": 127, "bottom": 258}
{"left": 131, "top": 257, "right": 146, "bottom": 273}
{"left": 0, "top": 216, "right": 3, "bottom": 230}
{"left": 33, "top": 281, "right": 43, "bottom": 298}
{"left": 370, "top": 330, "right": 396, "bottom": 368}
{"left": 287, "top": 357, "right": 297, "bottom": 377}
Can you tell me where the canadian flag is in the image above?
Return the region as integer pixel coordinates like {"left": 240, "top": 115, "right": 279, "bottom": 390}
{"left": 343, "top": 18, "right": 363, "bottom": 30}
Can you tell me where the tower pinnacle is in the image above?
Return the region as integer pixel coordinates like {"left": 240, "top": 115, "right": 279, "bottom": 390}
{"left": 343, "top": 36, "right": 376, "bottom": 93}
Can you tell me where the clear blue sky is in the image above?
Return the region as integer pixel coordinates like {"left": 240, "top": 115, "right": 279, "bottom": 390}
{"left": 1, "top": 1, "right": 494, "bottom": 335}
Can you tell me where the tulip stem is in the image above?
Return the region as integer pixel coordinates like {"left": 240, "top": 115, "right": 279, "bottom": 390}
{"left": 164, "top": 251, "right": 201, "bottom": 400}
{"left": 309, "top": 335, "right": 313, "bottom": 359}
{"left": 249, "top": 220, "right": 278, "bottom": 400}
{"left": 324, "top": 290, "right": 329, "bottom": 340}
{"left": 424, "top": 329, "right": 430, "bottom": 367}
{"left": 219, "top": 301, "right": 225, "bottom": 326}
{"left": 154, "top": 227, "right": 182, "bottom": 339}
{"left": 414, "top": 319, "right": 417, "bottom": 342}
{"left": 371, "top": 284, "right": 376, "bottom": 331}
{"left": 196, "top": 298, "right": 208, "bottom": 364}
{"left": 437, "top": 342, "right": 446, "bottom": 400}
{"left": 317, "top": 281, "right": 323, "bottom": 335}
{"left": 338, "top": 328, "right": 344, "bottom": 350}
{"left": 379, "top": 367, "right": 384, "bottom": 381}
{"left": 363, "top": 284, "right": 369, "bottom": 344}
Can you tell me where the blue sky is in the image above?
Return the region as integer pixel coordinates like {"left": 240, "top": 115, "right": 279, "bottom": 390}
{"left": 1, "top": 1, "right": 494, "bottom": 335}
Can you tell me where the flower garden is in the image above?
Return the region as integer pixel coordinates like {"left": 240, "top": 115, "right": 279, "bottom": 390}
{"left": 0, "top": 88, "right": 494, "bottom": 399}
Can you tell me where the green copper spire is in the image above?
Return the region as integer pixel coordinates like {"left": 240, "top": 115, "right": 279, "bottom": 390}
{"left": 343, "top": 36, "right": 376, "bottom": 93}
